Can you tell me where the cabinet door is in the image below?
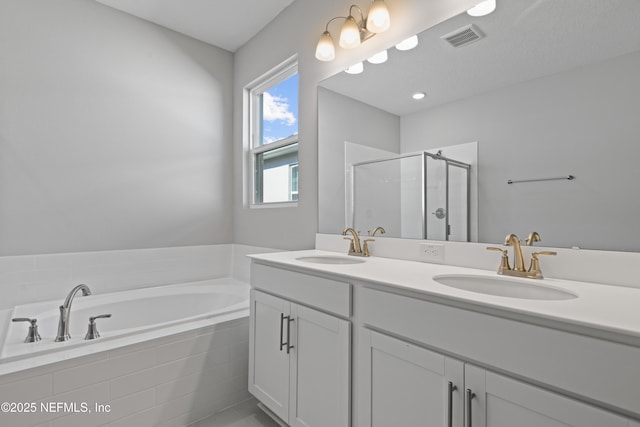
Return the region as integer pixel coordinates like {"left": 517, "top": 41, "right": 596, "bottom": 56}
{"left": 465, "top": 365, "right": 629, "bottom": 427}
{"left": 358, "top": 329, "right": 464, "bottom": 427}
{"left": 289, "top": 304, "right": 351, "bottom": 427}
{"left": 249, "top": 290, "right": 291, "bottom": 422}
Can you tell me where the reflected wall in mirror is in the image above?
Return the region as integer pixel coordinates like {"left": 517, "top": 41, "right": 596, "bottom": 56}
{"left": 318, "top": 0, "right": 640, "bottom": 251}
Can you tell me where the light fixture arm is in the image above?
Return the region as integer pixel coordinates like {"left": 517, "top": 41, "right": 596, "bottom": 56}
{"left": 348, "top": 5, "right": 366, "bottom": 25}
{"left": 324, "top": 16, "right": 348, "bottom": 32}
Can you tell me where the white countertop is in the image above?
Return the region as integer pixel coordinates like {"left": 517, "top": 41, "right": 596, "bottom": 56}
{"left": 249, "top": 250, "right": 640, "bottom": 346}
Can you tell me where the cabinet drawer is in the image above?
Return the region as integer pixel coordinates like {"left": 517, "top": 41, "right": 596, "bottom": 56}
{"left": 251, "top": 263, "right": 351, "bottom": 317}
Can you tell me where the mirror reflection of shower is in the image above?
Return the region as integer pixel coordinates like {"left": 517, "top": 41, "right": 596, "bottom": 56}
{"left": 347, "top": 142, "right": 478, "bottom": 241}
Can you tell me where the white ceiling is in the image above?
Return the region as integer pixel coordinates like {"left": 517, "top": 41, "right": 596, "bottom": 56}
{"left": 95, "top": 0, "right": 295, "bottom": 52}
{"left": 319, "top": 0, "right": 640, "bottom": 116}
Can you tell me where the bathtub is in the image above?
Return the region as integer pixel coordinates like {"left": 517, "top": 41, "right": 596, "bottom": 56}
{"left": 0, "top": 278, "right": 249, "bottom": 364}
{"left": 0, "top": 277, "right": 252, "bottom": 426}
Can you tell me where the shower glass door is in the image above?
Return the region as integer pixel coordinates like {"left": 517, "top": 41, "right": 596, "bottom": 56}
{"left": 424, "top": 153, "right": 470, "bottom": 242}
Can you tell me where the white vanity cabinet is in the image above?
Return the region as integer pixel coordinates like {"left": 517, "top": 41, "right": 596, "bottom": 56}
{"left": 359, "top": 329, "right": 630, "bottom": 427}
{"left": 248, "top": 255, "right": 640, "bottom": 427}
{"left": 249, "top": 263, "right": 351, "bottom": 427}
{"left": 357, "top": 285, "right": 640, "bottom": 427}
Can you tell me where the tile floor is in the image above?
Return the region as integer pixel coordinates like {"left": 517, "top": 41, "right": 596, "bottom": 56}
{"left": 189, "top": 398, "right": 282, "bottom": 427}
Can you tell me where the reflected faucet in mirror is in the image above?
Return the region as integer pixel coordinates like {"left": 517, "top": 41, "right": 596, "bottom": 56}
{"left": 370, "top": 226, "right": 386, "bottom": 236}
{"left": 526, "top": 231, "right": 541, "bottom": 246}
{"left": 487, "top": 233, "right": 557, "bottom": 279}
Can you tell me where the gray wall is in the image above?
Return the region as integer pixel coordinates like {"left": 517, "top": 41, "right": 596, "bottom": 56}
{"left": 401, "top": 51, "right": 640, "bottom": 251}
{"left": 0, "top": 0, "right": 234, "bottom": 255}
{"left": 318, "top": 87, "right": 400, "bottom": 234}
{"left": 232, "top": 0, "right": 479, "bottom": 250}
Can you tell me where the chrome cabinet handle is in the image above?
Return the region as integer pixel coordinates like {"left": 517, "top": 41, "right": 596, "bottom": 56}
{"left": 279, "top": 313, "right": 287, "bottom": 352}
{"left": 447, "top": 381, "right": 457, "bottom": 427}
{"left": 286, "top": 317, "right": 295, "bottom": 354}
{"left": 466, "top": 389, "right": 476, "bottom": 427}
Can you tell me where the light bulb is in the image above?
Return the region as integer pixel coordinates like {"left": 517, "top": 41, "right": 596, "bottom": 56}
{"left": 395, "top": 35, "right": 418, "bottom": 51}
{"left": 467, "top": 0, "right": 496, "bottom": 17}
{"left": 339, "top": 16, "right": 361, "bottom": 49}
{"left": 412, "top": 92, "right": 426, "bottom": 100}
{"left": 366, "top": 0, "right": 391, "bottom": 33}
{"left": 345, "top": 62, "right": 364, "bottom": 74}
{"left": 315, "top": 31, "right": 336, "bottom": 61}
{"left": 367, "top": 50, "right": 388, "bottom": 64}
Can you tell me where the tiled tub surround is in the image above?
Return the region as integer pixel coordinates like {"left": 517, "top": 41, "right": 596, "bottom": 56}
{"left": 0, "top": 244, "right": 274, "bottom": 427}
{"left": 0, "top": 317, "right": 250, "bottom": 427}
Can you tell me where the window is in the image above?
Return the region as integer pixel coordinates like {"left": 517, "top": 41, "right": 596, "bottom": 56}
{"left": 248, "top": 60, "right": 299, "bottom": 205}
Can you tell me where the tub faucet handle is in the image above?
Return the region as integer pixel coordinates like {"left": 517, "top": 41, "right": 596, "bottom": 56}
{"left": 12, "top": 317, "right": 42, "bottom": 343}
{"left": 84, "top": 314, "right": 111, "bottom": 340}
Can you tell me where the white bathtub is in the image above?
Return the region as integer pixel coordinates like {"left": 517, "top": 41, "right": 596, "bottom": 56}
{"left": 0, "top": 278, "right": 249, "bottom": 363}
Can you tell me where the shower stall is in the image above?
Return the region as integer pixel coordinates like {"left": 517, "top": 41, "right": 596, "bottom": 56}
{"left": 351, "top": 151, "right": 471, "bottom": 240}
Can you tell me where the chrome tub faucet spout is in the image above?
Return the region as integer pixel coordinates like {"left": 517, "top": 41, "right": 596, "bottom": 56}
{"left": 55, "top": 284, "right": 92, "bottom": 342}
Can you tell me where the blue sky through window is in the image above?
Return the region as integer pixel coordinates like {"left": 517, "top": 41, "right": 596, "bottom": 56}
{"left": 261, "top": 73, "right": 298, "bottom": 145}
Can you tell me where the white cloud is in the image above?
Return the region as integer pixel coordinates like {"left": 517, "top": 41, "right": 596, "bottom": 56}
{"left": 263, "top": 92, "right": 296, "bottom": 126}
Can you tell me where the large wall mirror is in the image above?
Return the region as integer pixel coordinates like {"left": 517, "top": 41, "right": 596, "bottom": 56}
{"left": 318, "top": 0, "right": 640, "bottom": 252}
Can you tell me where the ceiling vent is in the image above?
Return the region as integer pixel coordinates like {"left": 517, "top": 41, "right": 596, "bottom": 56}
{"left": 441, "top": 24, "right": 484, "bottom": 48}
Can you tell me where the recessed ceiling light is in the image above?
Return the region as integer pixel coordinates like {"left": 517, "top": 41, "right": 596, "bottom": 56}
{"left": 412, "top": 92, "right": 426, "bottom": 100}
{"left": 467, "top": 0, "right": 496, "bottom": 17}
{"left": 345, "top": 62, "right": 364, "bottom": 74}
{"left": 367, "top": 50, "right": 388, "bottom": 64}
{"left": 396, "top": 35, "right": 419, "bottom": 51}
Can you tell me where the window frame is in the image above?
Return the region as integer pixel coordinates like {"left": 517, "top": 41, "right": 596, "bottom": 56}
{"left": 247, "top": 58, "right": 299, "bottom": 208}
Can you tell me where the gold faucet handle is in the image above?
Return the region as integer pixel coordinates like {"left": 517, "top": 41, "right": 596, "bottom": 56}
{"left": 362, "top": 239, "right": 375, "bottom": 256}
{"left": 343, "top": 237, "right": 356, "bottom": 253}
{"left": 487, "top": 246, "right": 511, "bottom": 273}
{"left": 486, "top": 246, "right": 507, "bottom": 255}
{"left": 529, "top": 251, "right": 557, "bottom": 278}
{"left": 532, "top": 250, "right": 557, "bottom": 258}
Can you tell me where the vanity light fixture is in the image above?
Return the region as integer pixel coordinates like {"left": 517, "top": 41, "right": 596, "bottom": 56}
{"left": 367, "top": 50, "right": 388, "bottom": 64}
{"left": 395, "top": 35, "right": 418, "bottom": 51}
{"left": 315, "top": 0, "right": 391, "bottom": 62}
{"left": 412, "top": 92, "right": 426, "bottom": 100}
{"left": 345, "top": 62, "right": 364, "bottom": 74}
{"left": 467, "top": 0, "right": 496, "bottom": 17}
{"left": 315, "top": 31, "right": 336, "bottom": 61}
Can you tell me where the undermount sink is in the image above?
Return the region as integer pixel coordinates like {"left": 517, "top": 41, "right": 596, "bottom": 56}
{"left": 433, "top": 274, "right": 577, "bottom": 301}
{"left": 296, "top": 255, "right": 366, "bottom": 265}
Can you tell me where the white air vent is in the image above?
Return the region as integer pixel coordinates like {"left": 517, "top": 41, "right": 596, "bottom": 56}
{"left": 441, "top": 24, "right": 484, "bottom": 48}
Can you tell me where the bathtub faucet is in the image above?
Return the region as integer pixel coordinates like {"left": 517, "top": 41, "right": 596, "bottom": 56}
{"left": 55, "top": 284, "right": 92, "bottom": 342}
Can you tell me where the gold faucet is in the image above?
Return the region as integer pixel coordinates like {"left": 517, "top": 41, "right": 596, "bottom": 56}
{"left": 487, "top": 233, "right": 557, "bottom": 279}
{"left": 343, "top": 227, "right": 372, "bottom": 256}
{"left": 504, "top": 233, "right": 526, "bottom": 272}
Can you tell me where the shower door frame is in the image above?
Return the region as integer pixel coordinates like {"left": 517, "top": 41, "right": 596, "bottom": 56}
{"left": 351, "top": 151, "right": 471, "bottom": 240}
{"left": 423, "top": 152, "right": 471, "bottom": 242}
